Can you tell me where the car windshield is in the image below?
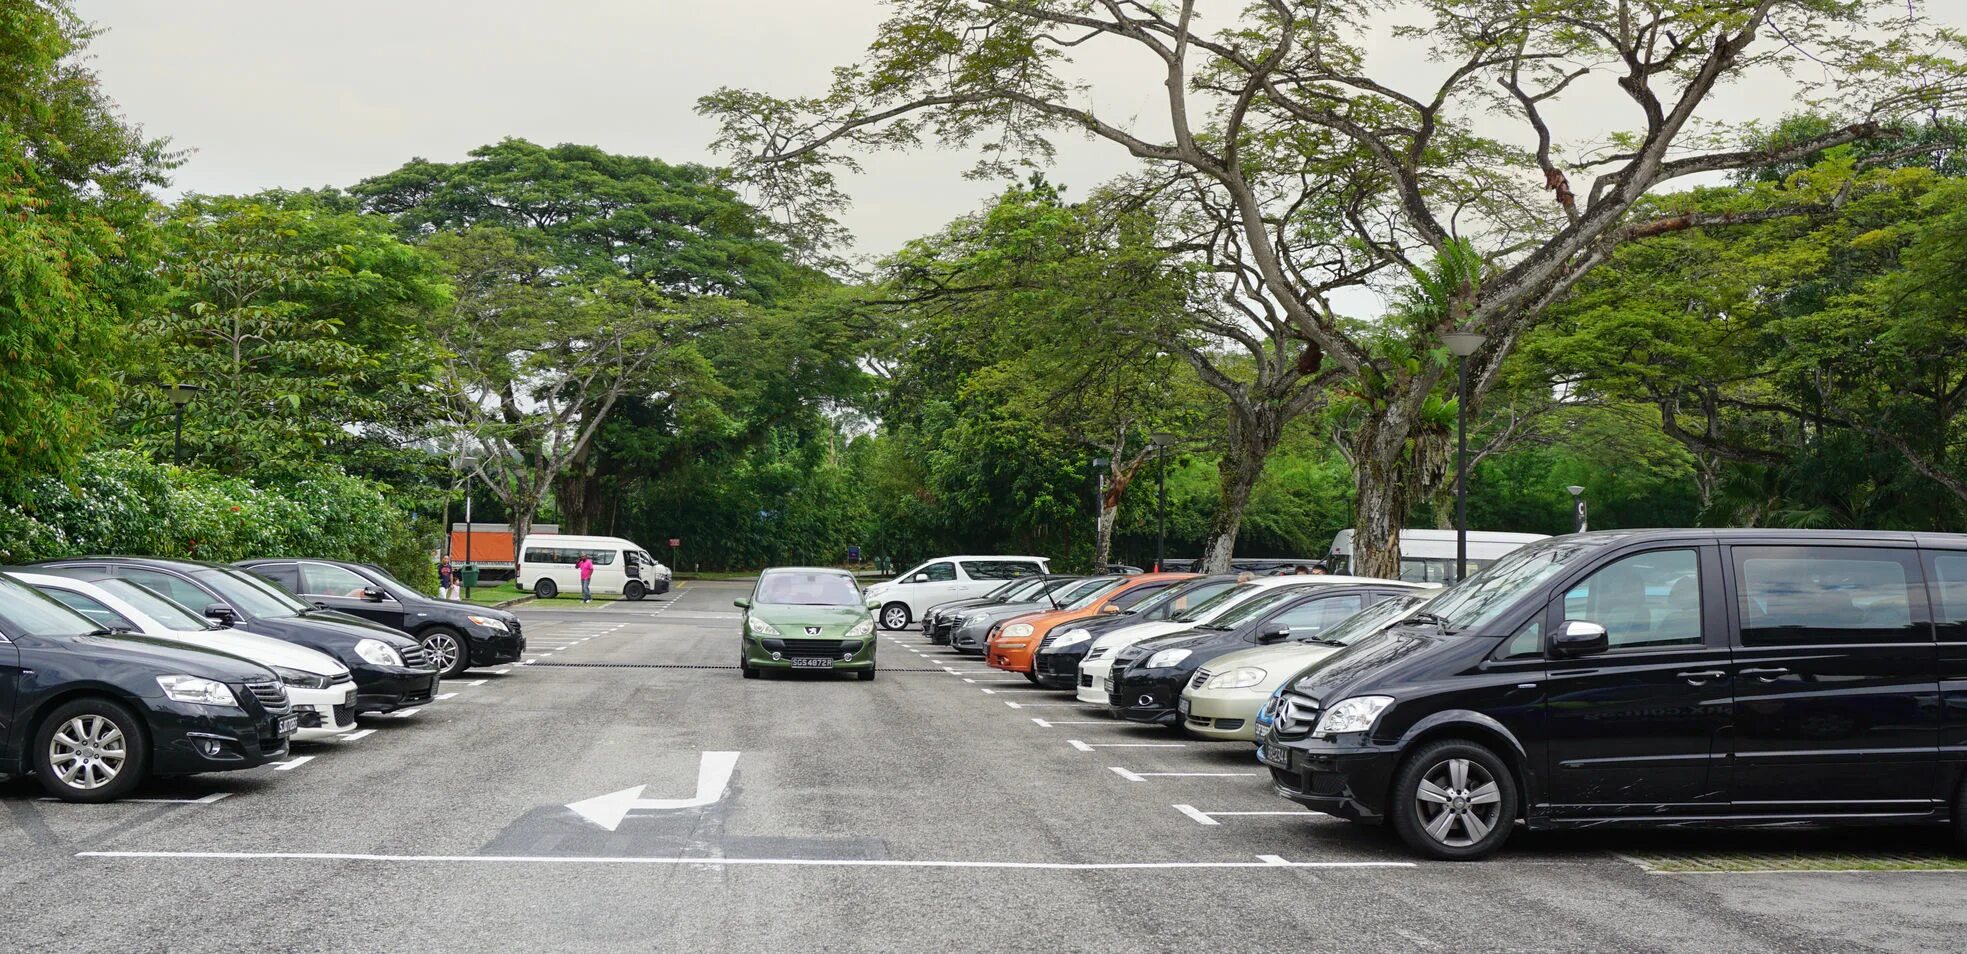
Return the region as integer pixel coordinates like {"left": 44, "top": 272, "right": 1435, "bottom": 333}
{"left": 1420, "top": 538, "right": 1606, "bottom": 632}
{"left": 100, "top": 579, "right": 218, "bottom": 631}
{"left": 193, "top": 567, "right": 307, "bottom": 619}
{"left": 991, "top": 577, "right": 1042, "bottom": 600}
{"left": 1060, "top": 577, "right": 1123, "bottom": 610}
{"left": 1204, "top": 587, "right": 1305, "bottom": 629}
{"left": 1174, "top": 583, "right": 1255, "bottom": 623}
{"left": 756, "top": 572, "right": 862, "bottom": 606}
{"left": 0, "top": 574, "right": 104, "bottom": 638}
{"left": 1307, "top": 593, "right": 1423, "bottom": 645}
{"left": 359, "top": 563, "right": 406, "bottom": 590}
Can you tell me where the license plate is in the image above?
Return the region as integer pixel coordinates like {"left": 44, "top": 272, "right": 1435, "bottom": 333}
{"left": 790, "top": 657, "right": 834, "bottom": 669}
{"left": 1177, "top": 698, "right": 1191, "bottom": 718}
{"left": 1261, "top": 742, "right": 1291, "bottom": 770}
{"left": 276, "top": 715, "right": 298, "bottom": 737}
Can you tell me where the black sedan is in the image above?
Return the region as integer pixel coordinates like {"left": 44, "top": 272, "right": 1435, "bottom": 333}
{"left": 34, "top": 557, "right": 440, "bottom": 715}
{"left": 238, "top": 558, "right": 525, "bottom": 677}
{"left": 0, "top": 572, "right": 295, "bottom": 801}
{"left": 1105, "top": 583, "right": 1414, "bottom": 725}
{"left": 1031, "top": 574, "right": 1241, "bottom": 689}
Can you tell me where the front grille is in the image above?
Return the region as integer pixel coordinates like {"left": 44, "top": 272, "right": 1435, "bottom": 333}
{"left": 509, "top": 619, "right": 523, "bottom": 640}
{"left": 398, "top": 644, "right": 431, "bottom": 669}
{"left": 1271, "top": 693, "right": 1321, "bottom": 739}
{"left": 242, "top": 681, "right": 290, "bottom": 712}
{"left": 1190, "top": 669, "right": 1213, "bottom": 691}
{"left": 330, "top": 672, "right": 355, "bottom": 686}
{"left": 762, "top": 638, "right": 863, "bottom": 658}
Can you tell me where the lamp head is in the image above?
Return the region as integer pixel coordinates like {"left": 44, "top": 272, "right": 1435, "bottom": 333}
{"left": 1439, "top": 331, "right": 1487, "bottom": 357}
{"left": 163, "top": 383, "right": 202, "bottom": 406}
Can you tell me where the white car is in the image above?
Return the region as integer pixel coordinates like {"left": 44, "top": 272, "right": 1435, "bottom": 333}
{"left": 1075, "top": 575, "right": 1408, "bottom": 704}
{"left": 865, "top": 555, "right": 1050, "bottom": 631}
{"left": 18, "top": 571, "right": 359, "bottom": 741}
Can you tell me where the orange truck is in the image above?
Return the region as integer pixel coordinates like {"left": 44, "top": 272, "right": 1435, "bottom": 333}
{"left": 986, "top": 572, "right": 1198, "bottom": 682}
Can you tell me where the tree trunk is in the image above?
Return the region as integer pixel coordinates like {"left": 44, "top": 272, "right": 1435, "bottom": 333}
{"left": 555, "top": 470, "right": 606, "bottom": 535}
{"left": 1199, "top": 409, "right": 1282, "bottom": 573}
{"left": 1094, "top": 496, "right": 1118, "bottom": 572}
{"left": 1348, "top": 408, "right": 1449, "bottom": 580}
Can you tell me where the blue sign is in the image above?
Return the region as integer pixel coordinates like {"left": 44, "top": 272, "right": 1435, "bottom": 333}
{"left": 847, "top": 545, "right": 863, "bottom": 561}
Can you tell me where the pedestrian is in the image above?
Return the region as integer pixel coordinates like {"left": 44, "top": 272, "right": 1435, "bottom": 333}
{"left": 578, "top": 554, "right": 595, "bottom": 603}
{"left": 448, "top": 568, "right": 463, "bottom": 601}
{"left": 1310, "top": 563, "right": 1330, "bottom": 575}
{"left": 437, "top": 558, "right": 454, "bottom": 599}
{"left": 1292, "top": 564, "right": 1313, "bottom": 575}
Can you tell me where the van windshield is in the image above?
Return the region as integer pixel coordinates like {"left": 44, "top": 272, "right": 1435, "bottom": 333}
{"left": 1421, "top": 539, "right": 1603, "bottom": 632}
{"left": 756, "top": 572, "right": 862, "bottom": 606}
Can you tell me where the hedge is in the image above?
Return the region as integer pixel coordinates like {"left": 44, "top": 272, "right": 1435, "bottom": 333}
{"left": 1, "top": 450, "right": 438, "bottom": 593}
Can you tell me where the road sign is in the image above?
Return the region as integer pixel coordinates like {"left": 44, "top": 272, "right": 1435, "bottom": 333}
{"left": 847, "top": 545, "right": 862, "bottom": 561}
{"left": 668, "top": 538, "right": 680, "bottom": 548}
{"left": 567, "top": 751, "right": 740, "bottom": 831}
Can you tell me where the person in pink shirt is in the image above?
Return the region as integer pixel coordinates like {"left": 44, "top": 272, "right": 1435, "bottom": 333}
{"left": 577, "top": 555, "right": 595, "bottom": 603}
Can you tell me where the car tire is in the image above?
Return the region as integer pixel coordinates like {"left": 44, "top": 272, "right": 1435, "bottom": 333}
{"left": 1389, "top": 739, "right": 1518, "bottom": 861}
{"left": 625, "top": 581, "right": 647, "bottom": 602}
{"left": 1952, "top": 772, "right": 1967, "bottom": 853}
{"left": 858, "top": 667, "right": 877, "bottom": 682}
{"left": 741, "top": 658, "right": 759, "bottom": 679}
{"left": 879, "top": 602, "right": 910, "bottom": 631}
{"left": 32, "top": 697, "right": 149, "bottom": 804}
{"left": 1022, "top": 671, "right": 1041, "bottom": 685}
{"left": 534, "top": 578, "right": 558, "bottom": 600}
{"left": 420, "top": 626, "right": 470, "bottom": 678}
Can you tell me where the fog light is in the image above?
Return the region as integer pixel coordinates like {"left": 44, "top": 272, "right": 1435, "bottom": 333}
{"left": 195, "top": 738, "right": 223, "bottom": 757}
{"left": 840, "top": 653, "right": 852, "bottom": 661}
{"left": 1138, "top": 694, "right": 1154, "bottom": 707}
{"left": 770, "top": 652, "right": 782, "bottom": 661}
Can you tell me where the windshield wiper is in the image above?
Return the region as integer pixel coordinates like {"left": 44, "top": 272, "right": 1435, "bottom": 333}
{"left": 1408, "top": 611, "right": 1457, "bottom": 632}
{"left": 1297, "top": 636, "right": 1347, "bottom": 647}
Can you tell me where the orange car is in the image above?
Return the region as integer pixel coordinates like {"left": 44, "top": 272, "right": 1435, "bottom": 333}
{"left": 986, "top": 572, "right": 1198, "bottom": 682}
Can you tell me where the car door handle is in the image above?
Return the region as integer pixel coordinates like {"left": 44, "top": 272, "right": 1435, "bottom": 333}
{"left": 1676, "top": 670, "right": 1727, "bottom": 685}
{"left": 1738, "top": 667, "right": 1790, "bottom": 682}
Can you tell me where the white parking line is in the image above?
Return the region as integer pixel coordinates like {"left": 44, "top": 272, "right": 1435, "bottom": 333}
{"left": 1172, "top": 804, "right": 1314, "bottom": 826}
{"left": 979, "top": 688, "right": 997, "bottom": 694}
{"left": 76, "top": 850, "right": 1413, "bottom": 871}
{"left": 41, "top": 792, "right": 231, "bottom": 805}
{"left": 1031, "top": 719, "right": 1113, "bottom": 727}
{"left": 435, "top": 692, "right": 458, "bottom": 701}
{"left": 1066, "top": 739, "right": 1185, "bottom": 752}
{"left": 1109, "top": 767, "right": 1263, "bottom": 782}
{"left": 461, "top": 680, "right": 487, "bottom": 687}
{"left": 389, "top": 708, "right": 422, "bottom": 719}
{"left": 1003, "top": 702, "right": 1087, "bottom": 709}
{"left": 336, "top": 729, "right": 376, "bottom": 742}
{"left": 491, "top": 669, "right": 512, "bottom": 675}
{"left": 271, "top": 756, "right": 315, "bottom": 771}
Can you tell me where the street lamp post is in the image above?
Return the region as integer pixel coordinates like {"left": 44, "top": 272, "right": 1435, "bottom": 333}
{"left": 1150, "top": 433, "right": 1177, "bottom": 572}
{"left": 1440, "top": 332, "right": 1487, "bottom": 583}
{"left": 1091, "top": 456, "right": 1110, "bottom": 572}
{"left": 458, "top": 454, "right": 480, "bottom": 598}
{"left": 163, "top": 383, "right": 201, "bottom": 465}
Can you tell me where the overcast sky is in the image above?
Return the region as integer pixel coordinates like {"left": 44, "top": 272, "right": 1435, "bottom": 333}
{"left": 81, "top": 1, "right": 1967, "bottom": 266}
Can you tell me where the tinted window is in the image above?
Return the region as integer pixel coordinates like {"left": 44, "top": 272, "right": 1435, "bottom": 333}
{"left": 1735, "top": 546, "right": 1921, "bottom": 646}
{"left": 1265, "top": 594, "right": 1366, "bottom": 636}
{"left": 44, "top": 590, "right": 135, "bottom": 630}
{"left": 1495, "top": 618, "right": 1544, "bottom": 660}
{"left": 304, "top": 563, "right": 376, "bottom": 598}
{"left": 1564, "top": 548, "right": 1702, "bottom": 651}
{"left": 524, "top": 547, "right": 617, "bottom": 566}
{"left": 193, "top": 568, "right": 306, "bottom": 619}
{"left": 250, "top": 563, "right": 301, "bottom": 592}
{"left": 1107, "top": 581, "right": 1172, "bottom": 609}
{"left": 755, "top": 572, "right": 861, "bottom": 606}
{"left": 916, "top": 562, "right": 956, "bottom": 582}
{"left": 117, "top": 568, "right": 216, "bottom": 611}
{"left": 1931, "top": 552, "right": 1967, "bottom": 640}
{"left": 0, "top": 575, "right": 101, "bottom": 638}
{"left": 961, "top": 560, "right": 1041, "bottom": 581}
{"left": 1208, "top": 588, "right": 1307, "bottom": 629}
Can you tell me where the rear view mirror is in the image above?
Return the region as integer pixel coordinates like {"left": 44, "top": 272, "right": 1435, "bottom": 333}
{"left": 1552, "top": 620, "right": 1609, "bottom": 657}
{"left": 204, "top": 604, "right": 236, "bottom": 626}
{"left": 1257, "top": 627, "right": 1291, "bottom": 644}
{"left": 733, "top": 598, "right": 751, "bottom": 609}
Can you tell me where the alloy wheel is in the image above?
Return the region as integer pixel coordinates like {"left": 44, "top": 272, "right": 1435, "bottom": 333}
{"left": 1412, "top": 757, "right": 1503, "bottom": 848}
{"left": 48, "top": 714, "right": 127, "bottom": 791}
{"left": 424, "top": 632, "right": 463, "bottom": 674}
{"left": 881, "top": 605, "right": 908, "bottom": 630}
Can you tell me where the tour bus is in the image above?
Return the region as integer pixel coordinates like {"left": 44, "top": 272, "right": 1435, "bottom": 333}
{"left": 1326, "top": 528, "right": 1548, "bottom": 583}
{"left": 515, "top": 534, "right": 671, "bottom": 601}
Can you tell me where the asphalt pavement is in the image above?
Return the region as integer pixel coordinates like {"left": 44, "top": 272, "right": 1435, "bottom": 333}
{"left": 3, "top": 579, "right": 1964, "bottom": 952}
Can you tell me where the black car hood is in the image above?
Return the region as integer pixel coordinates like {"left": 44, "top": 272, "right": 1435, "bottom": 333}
{"left": 301, "top": 610, "right": 424, "bottom": 645}
{"left": 60, "top": 631, "right": 274, "bottom": 683}
{"left": 1285, "top": 625, "right": 1445, "bottom": 701}
{"left": 237, "top": 612, "right": 420, "bottom": 652}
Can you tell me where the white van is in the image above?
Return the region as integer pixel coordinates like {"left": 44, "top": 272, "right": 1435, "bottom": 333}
{"left": 516, "top": 534, "right": 671, "bottom": 601}
{"left": 864, "top": 555, "right": 1050, "bottom": 630}
{"left": 1326, "top": 528, "right": 1548, "bottom": 582}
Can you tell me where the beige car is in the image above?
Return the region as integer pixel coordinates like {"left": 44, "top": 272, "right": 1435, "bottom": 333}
{"left": 1180, "top": 594, "right": 1428, "bottom": 741}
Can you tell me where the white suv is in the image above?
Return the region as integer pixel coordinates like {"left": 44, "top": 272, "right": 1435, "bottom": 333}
{"left": 865, "top": 556, "right": 1050, "bottom": 630}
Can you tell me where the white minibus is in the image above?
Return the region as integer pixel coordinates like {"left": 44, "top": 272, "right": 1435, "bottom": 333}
{"left": 1326, "top": 528, "right": 1548, "bottom": 583}
{"left": 516, "top": 534, "right": 671, "bottom": 600}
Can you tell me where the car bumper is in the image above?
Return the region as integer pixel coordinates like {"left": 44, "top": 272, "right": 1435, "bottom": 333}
{"left": 1076, "top": 656, "right": 1115, "bottom": 704}
{"left": 468, "top": 627, "right": 526, "bottom": 666}
{"left": 1033, "top": 650, "right": 1085, "bottom": 689}
{"left": 350, "top": 666, "right": 441, "bottom": 713}
{"left": 289, "top": 683, "right": 358, "bottom": 741}
{"left": 1105, "top": 670, "right": 1189, "bottom": 725}
{"left": 987, "top": 643, "right": 1035, "bottom": 673}
{"left": 1261, "top": 731, "right": 1403, "bottom": 823}
{"left": 1180, "top": 688, "right": 1269, "bottom": 741}
{"left": 950, "top": 625, "right": 990, "bottom": 652}
{"left": 149, "top": 701, "right": 292, "bottom": 773}
{"left": 744, "top": 636, "right": 874, "bottom": 670}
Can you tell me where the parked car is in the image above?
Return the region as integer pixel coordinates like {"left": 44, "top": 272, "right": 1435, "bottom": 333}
{"left": 865, "top": 555, "right": 1051, "bottom": 631}
{"left": 1262, "top": 528, "right": 1967, "bottom": 860}
{"left": 947, "top": 576, "right": 1118, "bottom": 654}
{"left": 237, "top": 558, "right": 525, "bottom": 677}
{"left": 0, "top": 572, "right": 295, "bottom": 801}
{"left": 1031, "top": 575, "right": 1240, "bottom": 689}
{"left": 1325, "top": 528, "right": 1548, "bottom": 583}
{"left": 1183, "top": 593, "right": 1426, "bottom": 742}
{"left": 1105, "top": 581, "right": 1423, "bottom": 726}
{"left": 516, "top": 534, "right": 670, "bottom": 601}
{"left": 1073, "top": 576, "right": 1374, "bottom": 705}
{"left": 736, "top": 567, "right": 877, "bottom": 680}
{"left": 33, "top": 557, "right": 440, "bottom": 715}
{"left": 986, "top": 573, "right": 1196, "bottom": 682}
{"left": 920, "top": 574, "right": 1080, "bottom": 643}
{"left": 17, "top": 571, "right": 358, "bottom": 741}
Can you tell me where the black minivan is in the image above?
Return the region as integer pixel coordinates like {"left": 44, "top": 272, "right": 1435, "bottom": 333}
{"left": 1259, "top": 530, "right": 1967, "bottom": 860}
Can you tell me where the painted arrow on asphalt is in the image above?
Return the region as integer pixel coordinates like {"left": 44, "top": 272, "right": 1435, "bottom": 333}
{"left": 566, "top": 751, "right": 741, "bottom": 831}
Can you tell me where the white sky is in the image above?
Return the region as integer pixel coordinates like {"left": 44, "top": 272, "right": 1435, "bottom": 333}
{"left": 81, "top": 1, "right": 1967, "bottom": 269}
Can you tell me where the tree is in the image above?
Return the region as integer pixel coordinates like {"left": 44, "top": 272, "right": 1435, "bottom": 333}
{"left": 0, "top": 0, "right": 168, "bottom": 489}
{"left": 700, "top": 0, "right": 1965, "bottom": 573}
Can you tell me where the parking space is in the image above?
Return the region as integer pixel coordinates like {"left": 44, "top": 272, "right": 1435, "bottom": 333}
{"left": 2, "top": 580, "right": 1964, "bottom": 952}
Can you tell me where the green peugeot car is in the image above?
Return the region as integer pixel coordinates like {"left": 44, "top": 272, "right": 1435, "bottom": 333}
{"left": 737, "top": 567, "right": 879, "bottom": 680}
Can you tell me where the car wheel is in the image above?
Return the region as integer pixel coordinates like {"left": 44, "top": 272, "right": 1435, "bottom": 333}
{"left": 534, "top": 578, "right": 558, "bottom": 600}
{"left": 858, "top": 667, "right": 877, "bottom": 682}
{"left": 33, "top": 698, "right": 149, "bottom": 803}
{"left": 1389, "top": 739, "right": 1518, "bottom": 861}
{"left": 879, "top": 603, "right": 910, "bottom": 631}
{"left": 1952, "top": 772, "right": 1967, "bottom": 853}
{"left": 625, "top": 581, "right": 647, "bottom": 602}
{"left": 741, "top": 657, "right": 759, "bottom": 680}
{"left": 421, "top": 627, "right": 470, "bottom": 678}
{"left": 1022, "top": 671, "right": 1040, "bottom": 685}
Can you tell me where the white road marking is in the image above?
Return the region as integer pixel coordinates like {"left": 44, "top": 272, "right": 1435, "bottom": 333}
{"left": 1174, "top": 805, "right": 1315, "bottom": 825}
{"left": 1066, "top": 740, "right": 1184, "bottom": 752}
{"left": 389, "top": 708, "right": 421, "bottom": 719}
{"left": 567, "top": 751, "right": 742, "bottom": 831}
{"left": 1109, "top": 768, "right": 1263, "bottom": 782}
{"left": 1004, "top": 702, "right": 1085, "bottom": 709}
{"left": 435, "top": 692, "right": 459, "bottom": 701}
{"left": 979, "top": 688, "right": 996, "bottom": 694}
{"left": 1110, "top": 767, "right": 1146, "bottom": 782}
{"left": 491, "top": 669, "right": 512, "bottom": 675}
{"left": 77, "top": 851, "right": 1414, "bottom": 871}
{"left": 461, "top": 680, "right": 487, "bottom": 687}
{"left": 271, "top": 756, "right": 314, "bottom": 771}
{"left": 1174, "top": 804, "right": 1217, "bottom": 825}
{"left": 336, "top": 729, "right": 376, "bottom": 742}
{"left": 41, "top": 792, "right": 232, "bottom": 805}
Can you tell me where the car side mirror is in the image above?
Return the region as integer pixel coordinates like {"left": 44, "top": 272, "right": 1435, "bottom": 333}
{"left": 1257, "top": 627, "right": 1291, "bottom": 644}
{"left": 733, "top": 598, "right": 751, "bottom": 609}
{"left": 866, "top": 598, "right": 882, "bottom": 610}
{"left": 912, "top": 573, "right": 930, "bottom": 583}
{"left": 1099, "top": 604, "right": 1122, "bottom": 614}
{"left": 204, "top": 604, "right": 236, "bottom": 626}
{"left": 363, "top": 587, "right": 387, "bottom": 603}
{"left": 1551, "top": 620, "right": 1609, "bottom": 657}
{"left": 312, "top": 600, "right": 329, "bottom": 610}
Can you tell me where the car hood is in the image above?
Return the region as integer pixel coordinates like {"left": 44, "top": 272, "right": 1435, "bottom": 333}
{"left": 1187, "top": 643, "right": 1343, "bottom": 694}
{"left": 750, "top": 603, "right": 871, "bottom": 634}
{"left": 1087, "top": 620, "right": 1189, "bottom": 652}
{"left": 66, "top": 631, "right": 276, "bottom": 683}
{"left": 244, "top": 612, "right": 422, "bottom": 651}
{"left": 1284, "top": 626, "right": 1446, "bottom": 702}
{"left": 149, "top": 627, "right": 348, "bottom": 677}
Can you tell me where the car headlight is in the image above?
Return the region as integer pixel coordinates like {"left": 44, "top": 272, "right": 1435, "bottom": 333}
{"left": 1046, "top": 628, "right": 1091, "bottom": 650}
{"left": 749, "top": 617, "right": 782, "bottom": 637}
{"left": 1004, "top": 623, "right": 1034, "bottom": 639}
{"left": 1313, "top": 695, "right": 1395, "bottom": 735}
{"left": 354, "top": 638, "right": 404, "bottom": 667}
{"left": 1205, "top": 667, "right": 1268, "bottom": 690}
{"left": 271, "top": 666, "right": 331, "bottom": 690}
{"left": 845, "top": 618, "right": 874, "bottom": 638}
{"left": 156, "top": 674, "right": 240, "bottom": 708}
{"left": 466, "top": 615, "right": 509, "bottom": 632}
{"left": 1145, "top": 648, "right": 1191, "bottom": 669}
